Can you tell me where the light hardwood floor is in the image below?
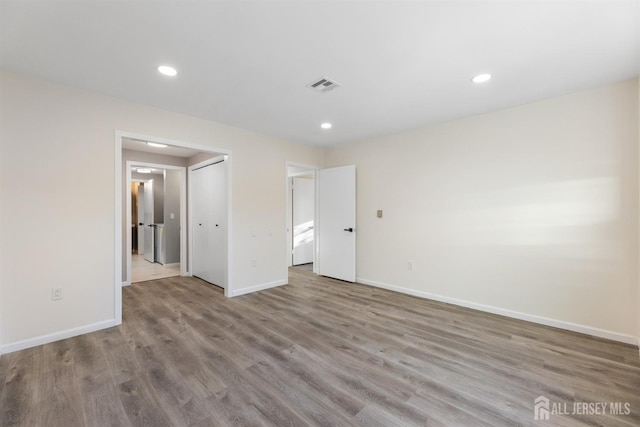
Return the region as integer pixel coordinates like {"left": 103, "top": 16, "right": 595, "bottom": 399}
{"left": 131, "top": 254, "right": 180, "bottom": 283}
{"left": 1, "top": 266, "right": 639, "bottom": 426}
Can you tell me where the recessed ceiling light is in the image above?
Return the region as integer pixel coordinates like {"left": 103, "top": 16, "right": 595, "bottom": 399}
{"left": 137, "top": 168, "right": 152, "bottom": 174}
{"left": 321, "top": 122, "right": 332, "bottom": 129}
{"left": 147, "top": 142, "right": 168, "bottom": 148}
{"left": 157, "top": 65, "right": 177, "bottom": 77}
{"left": 472, "top": 73, "right": 492, "bottom": 84}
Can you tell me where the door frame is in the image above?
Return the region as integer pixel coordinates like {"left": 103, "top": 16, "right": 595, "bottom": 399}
{"left": 286, "top": 162, "right": 320, "bottom": 274}
{"left": 125, "top": 161, "right": 186, "bottom": 285}
{"left": 115, "top": 130, "right": 233, "bottom": 325}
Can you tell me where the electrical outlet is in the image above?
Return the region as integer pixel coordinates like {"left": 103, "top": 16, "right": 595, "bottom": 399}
{"left": 251, "top": 259, "right": 257, "bottom": 268}
{"left": 408, "top": 261, "right": 413, "bottom": 271}
{"left": 52, "top": 288, "right": 63, "bottom": 300}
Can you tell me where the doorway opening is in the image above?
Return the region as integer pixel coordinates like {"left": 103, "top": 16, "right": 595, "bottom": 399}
{"left": 286, "top": 162, "right": 319, "bottom": 273}
{"left": 115, "top": 131, "right": 232, "bottom": 325}
{"left": 127, "top": 162, "right": 185, "bottom": 284}
{"left": 286, "top": 163, "right": 357, "bottom": 283}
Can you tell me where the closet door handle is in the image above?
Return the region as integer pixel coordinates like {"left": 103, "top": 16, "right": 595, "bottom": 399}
{"left": 344, "top": 227, "right": 353, "bottom": 232}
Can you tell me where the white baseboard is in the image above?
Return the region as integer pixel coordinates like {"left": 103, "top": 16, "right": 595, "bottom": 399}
{"left": 0, "top": 319, "right": 116, "bottom": 355}
{"left": 229, "top": 279, "right": 287, "bottom": 297}
{"left": 357, "top": 277, "right": 638, "bottom": 347}
{"left": 122, "top": 280, "right": 131, "bottom": 287}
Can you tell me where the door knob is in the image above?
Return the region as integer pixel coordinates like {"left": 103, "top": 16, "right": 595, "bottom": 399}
{"left": 344, "top": 227, "right": 354, "bottom": 232}
{"left": 139, "top": 223, "right": 144, "bottom": 226}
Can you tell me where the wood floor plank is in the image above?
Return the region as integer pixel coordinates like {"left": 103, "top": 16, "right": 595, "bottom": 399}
{"left": 77, "top": 376, "right": 130, "bottom": 427}
{"left": 117, "top": 377, "right": 172, "bottom": 427}
{"left": 246, "top": 355, "right": 359, "bottom": 426}
{"left": 94, "top": 327, "right": 143, "bottom": 386}
{"left": 1, "top": 268, "right": 639, "bottom": 426}
{"left": 33, "top": 365, "right": 86, "bottom": 427}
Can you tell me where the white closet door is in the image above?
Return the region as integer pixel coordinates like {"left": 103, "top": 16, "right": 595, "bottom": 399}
{"left": 191, "top": 160, "right": 227, "bottom": 288}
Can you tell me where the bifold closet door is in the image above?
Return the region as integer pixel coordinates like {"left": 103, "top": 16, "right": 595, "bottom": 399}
{"left": 191, "top": 160, "right": 227, "bottom": 288}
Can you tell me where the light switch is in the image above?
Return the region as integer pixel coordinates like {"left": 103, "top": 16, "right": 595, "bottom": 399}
{"left": 170, "top": 213, "right": 175, "bottom": 220}
{"left": 377, "top": 210, "right": 383, "bottom": 218}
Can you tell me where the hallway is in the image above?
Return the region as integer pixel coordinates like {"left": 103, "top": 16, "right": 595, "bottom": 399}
{"left": 131, "top": 254, "right": 180, "bottom": 283}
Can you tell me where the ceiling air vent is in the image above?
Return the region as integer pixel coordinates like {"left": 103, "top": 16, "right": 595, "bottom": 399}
{"left": 306, "top": 76, "right": 341, "bottom": 93}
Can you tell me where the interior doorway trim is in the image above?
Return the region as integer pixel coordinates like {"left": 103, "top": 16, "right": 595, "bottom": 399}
{"left": 115, "top": 130, "right": 233, "bottom": 326}
{"left": 125, "top": 160, "right": 187, "bottom": 286}
{"left": 286, "top": 161, "right": 320, "bottom": 275}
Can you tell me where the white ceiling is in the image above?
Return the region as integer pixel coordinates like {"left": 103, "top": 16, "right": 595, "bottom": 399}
{"left": 1, "top": 1, "right": 638, "bottom": 147}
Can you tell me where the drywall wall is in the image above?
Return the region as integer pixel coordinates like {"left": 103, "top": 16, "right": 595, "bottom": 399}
{"left": 152, "top": 175, "right": 165, "bottom": 223}
{"left": 0, "top": 70, "right": 323, "bottom": 351}
{"left": 164, "top": 169, "right": 181, "bottom": 265}
{"left": 326, "top": 78, "right": 640, "bottom": 343}
{"left": 188, "top": 151, "right": 220, "bottom": 167}
{"left": 124, "top": 149, "right": 188, "bottom": 168}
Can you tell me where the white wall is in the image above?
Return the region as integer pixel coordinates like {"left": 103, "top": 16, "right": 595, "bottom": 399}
{"left": 326, "top": 79, "right": 640, "bottom": 343}
{"left": 1, "top": 69, "right": 637, "bottom": 352}
{"left": 0, "top": 70, "right": 323, "bottom": 352}
{"left": 164, "top": 169, "right": 181, "bottom": 265}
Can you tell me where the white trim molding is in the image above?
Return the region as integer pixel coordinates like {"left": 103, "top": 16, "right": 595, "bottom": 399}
{"left": 357, "top": 277, "right": 638, "bottom": 346}
{"left": 1, "top": 319, "right": 116, "bottom": 355}
{"left": 114, "top": 132, "right": 123, "bottom": 325}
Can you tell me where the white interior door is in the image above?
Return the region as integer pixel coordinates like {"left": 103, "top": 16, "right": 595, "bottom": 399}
{"left": 317, "top": 165, "right": 356, "bottom": 282}
{"left": 136, "top": 183, "right": 145, "bottom": 255}
{"left": 191, "top": 159, "right": 227, "bottom": 288}
{"left": 143, "top": 179, "right": 155, "bottom": 263}
{"left": 292, "top": 177, "right": 315, "bottom": 265}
